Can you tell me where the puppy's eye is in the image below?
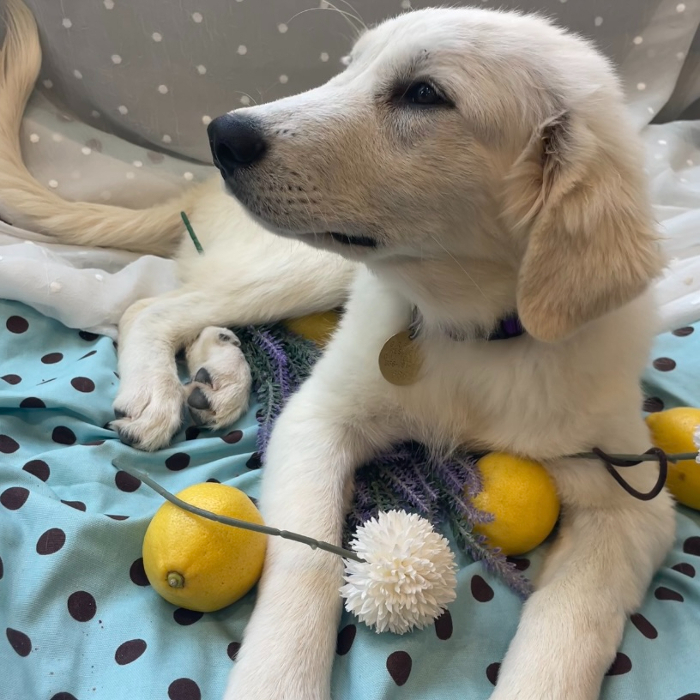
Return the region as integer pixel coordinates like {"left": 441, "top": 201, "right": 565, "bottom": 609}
{"left": 403, "top": 82, "right": 446, "bottom": 106}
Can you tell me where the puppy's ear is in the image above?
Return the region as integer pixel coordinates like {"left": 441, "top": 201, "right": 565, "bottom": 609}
{"left": 505, "top": 111, "right": 663, "bottom": 342}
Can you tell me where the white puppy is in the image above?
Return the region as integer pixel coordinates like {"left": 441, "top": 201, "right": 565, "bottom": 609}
{"left": 0, "top": 2, "right": 676, "bottom": 699}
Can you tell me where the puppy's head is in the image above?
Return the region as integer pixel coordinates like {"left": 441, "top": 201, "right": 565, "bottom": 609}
{"left": 208, "top": 8, "right": 662, "bottom": 341}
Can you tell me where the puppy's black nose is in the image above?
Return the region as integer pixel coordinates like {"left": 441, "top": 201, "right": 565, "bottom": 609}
{"left": 207, "top": 114, "right": 266, "bottom": 177}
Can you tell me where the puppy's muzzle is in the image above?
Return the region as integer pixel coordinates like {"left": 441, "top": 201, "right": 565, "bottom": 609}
{"left": 207, "top": 114, "right": 267, "bottom": 178}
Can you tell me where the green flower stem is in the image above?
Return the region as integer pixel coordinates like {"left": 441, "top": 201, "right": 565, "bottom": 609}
{"left": 573, "top": 452, "right": 697, "bottom": 463}
{"left": 111, "top": 460, "right": 363, "bottom": 562}
{"left": 181, "top": 211, "right": 204, "bottom": 255}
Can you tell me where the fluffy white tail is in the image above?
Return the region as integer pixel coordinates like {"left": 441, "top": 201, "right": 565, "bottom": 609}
{"left": 0, "top": 0, "right": 196, "bottom": 256}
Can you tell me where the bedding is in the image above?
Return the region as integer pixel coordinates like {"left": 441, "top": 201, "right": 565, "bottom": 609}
{"left": 1, "top": 298, "right": 700, "bottom": 700}
{"left": 2, "top": 1, "right": 700, "bottom": 696}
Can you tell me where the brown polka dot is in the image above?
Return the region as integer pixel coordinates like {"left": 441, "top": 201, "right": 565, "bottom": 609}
{"left": 386, "top": 650, "right": 412, "bottom": 687}
{"left": 6, "top": 316, "right": 28, "bottom": 333}
{"left": 79, "top": 350, "right": 97, "bottom": 360}
{"left": 168, "top": 678, "right": 201, "bottom": 700}
{"left": 185, "top": 426, "right": 200, "bottom": 440}
{"left": 227, "top": 642, "right": 241, "bottom": 661}
{"left": 36, "top": 528, "right": 66, "bottom": 555}
{"left": 83, "top": 440, "right": 105, "bottom": 446}
{"left": 129, "top": 558, "right": 150, "bottom": 586}
{"left": 630, "top": 613, "right": 658, "bottom": 639}
{"left": 115, "top": 471, "right": 141, "bottom": 492}
{"left": 206, "top": 478, "right": 220, "bottom": 483}
{"left": 23, "top": 460, "right": 50, "bottom": 481}
{"left": 336, "top": 624, "right": 356, "bottom": 655}
{"left": 486, "top": 662, "right": 501, "bottom": 686}
{"left": 173, "top": 608, "right": 203, "bottom": 626}
{"left": 71, "top": 377, "right": 95, "bottom": 392}
{"left": 147, "top": 150, "right": 165, "bottom": 164}
{"left": 0, "top": 556, "right": 3, "bottom": 579}
{"left": 643, "top": 396, "right": 664, "bottom": 413}
{"left": 683, "top": 537, "right": 700, "bottom": 557}
{"left": 222, "top": 430, "right": 243, "bottom": 444}
{"left": 678, "top": 694, "right": 700, "bottom": 699}
{"left": 655, "top": 586, "right": 684, "bottom": 602}
{"left": 115, "top": 638, "right": 147, "bottom": 665}
{"left": 246, "top": 452, "right": 262, "bottom": 469}
{"left": 50, "top": 694, "right": 78, "bottom": 700}
{"left": 41, "top": 352, "right": 63, "bottom": 364}
{"left": 0, "top": 435, "right": 20, "bottom": 453}
{"left": 20, "top": 397, "right": 45, "bottom": 408}
{"left": 52, "top": 426, "right": 77, "bottom": 445}
{"left": 506, "top": 557, "right": 531, "bottom": 571}
{"left": 470, "top": 575, "right": 494, "bottom": 602}
{"left": 672, "top": 327, "right": 694, "bottom": 337}
{"left": 165, "top": 452, "right": 190, "bottom": 471}
{"left": 106, "top": 514, "right": 129, "bottom": 521}
{"left": 434, "top": 609, "right": 453, "bottom": 640}
{"left": 6, "top": 627, "right": 32, "bottom": 656}
{"left": 672, "top": 562, "right": 696, "bottom": 577}
{"left": 605, "top": 652, "right": 632, "bottom": 675}
{"left": 1, "top": 374, "right": 21, "bottom": 385}
{"left": 1, "top": 487, "right": 29, "bottom": 510}
{"left": 653, "top": 357, "right": 676, "bottom": 371}
{"left": 85, "top": 139, "right": 103, "bottom": 153}
{"left": 79, "top": 330, "right": 99, "bottom": 341}
{"left": 67, "top": 591, "right": 96, "bottom": 621}
{"left": 61, "top": 500, "right": 86, "bottom": 512}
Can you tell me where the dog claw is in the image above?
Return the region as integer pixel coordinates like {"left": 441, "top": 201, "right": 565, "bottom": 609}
{"left": 187, "top": 387, "right": 211, "bottom": 410}
{"left": 193, "top": 367, "right": 212, "bottom": 386}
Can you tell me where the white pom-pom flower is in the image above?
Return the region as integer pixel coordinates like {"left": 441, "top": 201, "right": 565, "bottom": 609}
{"left": 340, "top": 510, "right": 457, "bottom": 634}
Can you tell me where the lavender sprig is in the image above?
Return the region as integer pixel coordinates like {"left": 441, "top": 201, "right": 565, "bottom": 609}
{"left": 234, "top": 321, "right": 534, "bottom": 597}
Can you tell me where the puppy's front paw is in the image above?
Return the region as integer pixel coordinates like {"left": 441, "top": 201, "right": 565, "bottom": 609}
{"left": 111, "top": 374, "right": 185, "bottom": 451}
{"left": 185, "top": 327, "right": 252, "bottom": 430}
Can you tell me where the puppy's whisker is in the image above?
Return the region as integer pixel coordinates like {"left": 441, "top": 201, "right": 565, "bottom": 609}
{"left": 287, "top": 6, "right": 365, "bottom": 36}
{"left": 233, "top": 90, "right": 258, "bottom": 106}
{"left": 322, "top": 0, "right": 368, "bottom": 31}
{"left": 428, "top": 235, "right": 489, "bottom": 300}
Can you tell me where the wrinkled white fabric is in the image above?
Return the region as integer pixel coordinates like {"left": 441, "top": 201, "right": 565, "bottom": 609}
{"left": 0, "top": 222, "right": 178, "bottom": 338}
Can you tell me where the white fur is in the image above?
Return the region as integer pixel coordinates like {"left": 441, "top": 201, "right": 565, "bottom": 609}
{"left": 0, "top": 2, "right": 676, "bottom": 699}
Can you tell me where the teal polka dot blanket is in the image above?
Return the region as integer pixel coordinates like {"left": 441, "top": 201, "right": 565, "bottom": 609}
{"left": 2, "top": 298, "right": 700, "bottom": 700}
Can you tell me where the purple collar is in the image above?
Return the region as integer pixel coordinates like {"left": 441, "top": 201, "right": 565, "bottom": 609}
{"left": 409, "top": 308, "right": 525, "bottom": 342}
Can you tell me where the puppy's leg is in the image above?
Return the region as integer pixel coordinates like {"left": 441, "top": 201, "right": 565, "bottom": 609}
{"left": 490, "top": 445, "right": 675, "bottom": 700}
{"left": 112, "top": 287, "right": 214, "bottom": 450}
{"left": 112, "top": 249, "right": 353, "bottom": 451}
{"left": 224, "top": 369, "right": 395, "bottom": 700}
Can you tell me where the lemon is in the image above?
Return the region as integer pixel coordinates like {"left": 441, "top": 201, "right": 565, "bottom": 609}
{"left": 142, "top": 483, "right": 267, "bottom": 612}
{"left": 471, "top": 453, "right": 560, "bottom": 556}
{"left": 646, "top": 407, "right": 700, "bottom": 511}
{"left": 284, "top": 309, "right": 340, "bottom": 346}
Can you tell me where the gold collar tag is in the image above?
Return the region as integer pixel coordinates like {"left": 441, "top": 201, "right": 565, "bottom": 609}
{"left": 378, "top": 330, "right": 423, "bottom": 386}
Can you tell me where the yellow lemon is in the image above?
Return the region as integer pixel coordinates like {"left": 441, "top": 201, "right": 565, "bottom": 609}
{"left": 284, "top": 309, "right": 340, "bottom": 346}
{"left": 646, "top": 407, "right": 700, "bottom": 511}
{"left": 142, "top": 483, "right": 266, "bottom": 612}
{"left": 471, "top": 453, "right": 560, "bottom": 556}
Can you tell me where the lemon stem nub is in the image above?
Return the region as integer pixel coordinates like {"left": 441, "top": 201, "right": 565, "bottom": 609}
{"left": 167, "top": 571, "right": 185, "bottom": 589}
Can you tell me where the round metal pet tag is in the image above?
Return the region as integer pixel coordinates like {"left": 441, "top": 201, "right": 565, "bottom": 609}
{"left": 378, "top": 331, "right": 423, "bottom": 386}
